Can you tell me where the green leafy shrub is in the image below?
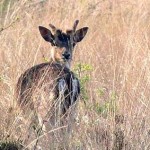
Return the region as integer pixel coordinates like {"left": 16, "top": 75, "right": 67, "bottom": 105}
{"left": 73, "top": 63, "right": 93, "bottom": 103}
{"left": 94, "top": 91, "right": 118, "bottom": 118}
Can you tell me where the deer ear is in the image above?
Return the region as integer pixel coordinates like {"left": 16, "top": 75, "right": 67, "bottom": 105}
{"left": 73, "top": 27, "right": 88, "bottom": 43}
{"left": 39, "top": 26, "right": 55, "bottom": 45}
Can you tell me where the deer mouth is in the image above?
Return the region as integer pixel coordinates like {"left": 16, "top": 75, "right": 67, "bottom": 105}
{"left": 62, "top": 56, "right": 71, "bottom": 61}
{"left": 62, "top": 58, "right": 70, "bottom": 63}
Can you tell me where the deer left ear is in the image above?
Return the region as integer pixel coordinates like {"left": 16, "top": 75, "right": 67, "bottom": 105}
{"left": 73, "top": 27, "right": 88, "bottom": 43}
{"left": 39, "top": 26, "right": 55, "bottom": 45}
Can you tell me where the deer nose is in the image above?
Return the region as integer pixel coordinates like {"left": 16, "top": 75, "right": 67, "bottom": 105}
{"left": 62, "top": 52, "right": 70, "bottom": 59}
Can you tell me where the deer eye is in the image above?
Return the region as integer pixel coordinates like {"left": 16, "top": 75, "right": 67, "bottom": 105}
{"left": 73, "top": 43, "right": 76, "bottom": 47}
{"left": 58, "top": 35, "right": 64, "bottom": 41}
{"left": 57, "top": 33, "right": 68, "bottom": 42}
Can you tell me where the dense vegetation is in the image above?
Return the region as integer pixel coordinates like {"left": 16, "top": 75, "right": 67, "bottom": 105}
{"left": 0, "top": 0, "right": 150, "bottom": 149}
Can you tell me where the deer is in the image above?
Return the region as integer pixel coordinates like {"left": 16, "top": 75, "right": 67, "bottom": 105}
{"left": 16, "top": 20, "right": 88, "bottom": 144}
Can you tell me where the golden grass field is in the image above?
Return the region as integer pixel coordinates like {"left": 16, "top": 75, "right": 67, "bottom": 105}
{"left": 1, "top": 0, "right": 150, "bottom": 149}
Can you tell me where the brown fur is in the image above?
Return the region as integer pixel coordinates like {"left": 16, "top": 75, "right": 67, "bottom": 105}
{"left": 16, "top": 62, "right": 79, "bottom": 117}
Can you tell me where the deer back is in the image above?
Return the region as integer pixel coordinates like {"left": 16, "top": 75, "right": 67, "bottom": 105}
{"left": 16, "top": 62, "right": 80, "bottom": 119}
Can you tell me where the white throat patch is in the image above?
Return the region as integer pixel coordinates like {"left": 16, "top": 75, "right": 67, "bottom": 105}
{"left": 50, "top": 47, "right": 55, "bottom": 61}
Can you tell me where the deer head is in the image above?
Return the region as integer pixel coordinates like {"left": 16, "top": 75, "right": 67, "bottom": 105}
{"left": 39, "top": 20, "right": 88, "bottom": 68}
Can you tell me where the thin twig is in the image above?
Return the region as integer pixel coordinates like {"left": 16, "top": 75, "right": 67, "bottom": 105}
{"left": 25, "top": 125, "right": 67, "bottom": 149}
{"left": 0, "top": 17, "right": 19, "bottom": 33}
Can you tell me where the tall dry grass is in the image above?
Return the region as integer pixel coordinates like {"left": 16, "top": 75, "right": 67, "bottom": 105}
{"left": 1, "top": 0, "right": 150, "bottom": 149}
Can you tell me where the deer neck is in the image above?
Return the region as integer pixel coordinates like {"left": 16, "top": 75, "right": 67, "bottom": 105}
{"left": 64, "top": 60, "right": 71, "bottom": 69}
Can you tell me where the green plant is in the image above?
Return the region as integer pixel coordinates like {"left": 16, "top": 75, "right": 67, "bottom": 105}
{"left": 73, "top": 63, "right": 93, "bottom": 103}
{"left": 94, "top": 91, "right": 118, "bottom": 118}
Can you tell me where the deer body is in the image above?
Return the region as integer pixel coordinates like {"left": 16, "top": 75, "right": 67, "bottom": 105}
{"left": 17, "top": 62, "right": 79, "bottom": 123}
{"left": 16, "top": 20, "right": 88, "bottom": 136}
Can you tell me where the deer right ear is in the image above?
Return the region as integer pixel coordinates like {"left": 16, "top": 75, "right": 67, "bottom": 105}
{"left": 39, "top": 26, "right": 55, "bottom": 45}
{"left": 73, "top": 27, "right": 88, "bottom": 43}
